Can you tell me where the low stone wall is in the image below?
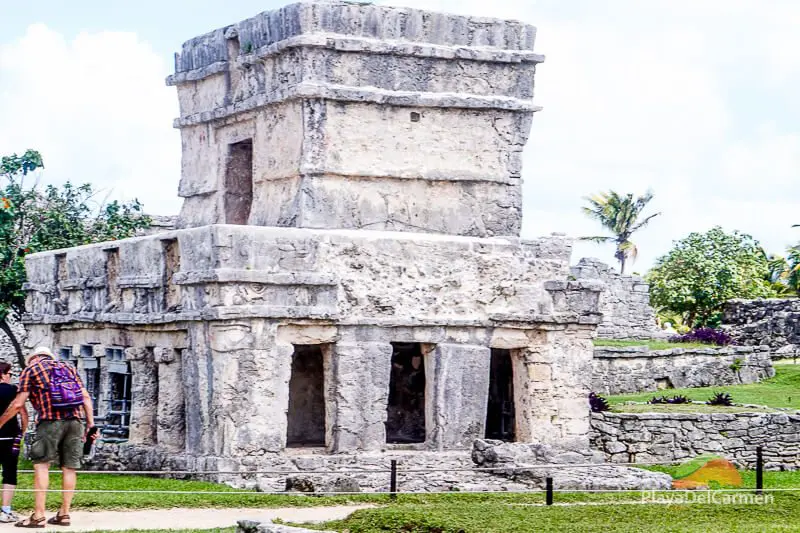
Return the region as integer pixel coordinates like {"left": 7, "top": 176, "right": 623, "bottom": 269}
{"left": 88, "top": 440, "right": 671, "bottom": 492}
{"left": 591, "top": 412, "right": 800, "bottom": 469}
{"left": 592, "top": 345, "right": 774, "bottom": 395}
{"left": 723, "top": 298, "right": 800, "bottom": 350}
{"left": 571, "top": 258, "right": 664, "bottom": 340}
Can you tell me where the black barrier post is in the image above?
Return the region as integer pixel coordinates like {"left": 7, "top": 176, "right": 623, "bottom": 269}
{"left": 390, "top": 460, "right": 398, "bottom": 500}
{"left": 546, "top": 477, "right": 553, "bottom": 506}
{"left": 756, "top": 446, "right": 763, "bottom": 495}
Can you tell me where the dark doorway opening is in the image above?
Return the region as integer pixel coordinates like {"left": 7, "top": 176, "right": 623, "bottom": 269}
{"left": 223, "top": 139, "right": 253, "bottom": 225}
{"left": 485, "top": 348, "right": 515, "bottom": 441}
{"left": 386, "top": 342, "right": 426, "bottom": 444}
{"left": 286, "top": 345, "right": 326, "bottom": 447}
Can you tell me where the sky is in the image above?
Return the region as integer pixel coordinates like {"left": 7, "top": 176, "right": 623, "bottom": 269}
{"left": 2, "top": 0, "right": 800, "bottom": 273}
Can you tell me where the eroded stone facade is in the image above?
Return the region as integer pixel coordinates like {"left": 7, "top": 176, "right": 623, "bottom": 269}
{"left": 22, "top": 1, "right": 617, "bottom": 484}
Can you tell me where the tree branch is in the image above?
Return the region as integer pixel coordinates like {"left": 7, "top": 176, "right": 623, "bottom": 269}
{"left": 0, "top": 318, "right": 24, "bottom": 369}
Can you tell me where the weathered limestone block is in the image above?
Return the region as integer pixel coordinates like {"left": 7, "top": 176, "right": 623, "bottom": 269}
{"left": 427, "top": 344, "right": 490, "bottom": 449}
{"left": 154, "top": 346, "right": 185, "bottom": 451}
{"left": 125, "top": 347, "right": 157, "bottom": 445}
{"left": 328, "top": 341, "right": 392, "bottom": 452}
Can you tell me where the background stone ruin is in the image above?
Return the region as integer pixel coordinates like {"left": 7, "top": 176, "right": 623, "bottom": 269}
{"left": 723, "top": 298, "right": 800, "bottom": 353}
{"left": 570, "top": 258, "right": 664, "bottom": 340}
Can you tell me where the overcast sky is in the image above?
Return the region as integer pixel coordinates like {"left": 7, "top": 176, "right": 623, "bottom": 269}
{"left": 2, "top": 0, "right": 799, "bottom": 272}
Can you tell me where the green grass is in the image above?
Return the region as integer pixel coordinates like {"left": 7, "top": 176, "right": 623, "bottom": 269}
{"left": 302, "top": 495, "right": 800, "bottom": 533}
{"left": 6, "top": 458, "right": 388, "bottom": 512}
{"left": 607, "top": 363, "right": 800, "bottom": 410}
{"left": 593, "top": 339, "right": 713, "bottom": 350}
{"left": 298, "top": 468, "right": 800, "bottom": 532}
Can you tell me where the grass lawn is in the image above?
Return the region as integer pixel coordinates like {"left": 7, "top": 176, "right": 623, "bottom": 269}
{"left": 293, "top": 464, "right": 800, "bottom": 532}
{"left": 593, "top": 339, "right": 713, "bottom": 350}
{"left": 7, "top": 458, "right": 389, "bottom": 512}
{"left": 606, "top": 363, "right": 800, "bottom": 410}
{"left": 302, "top": 494, "right": 800, "bottom": 533}
{"left": 8, "top": 459, "right": 798, "bottom": 532}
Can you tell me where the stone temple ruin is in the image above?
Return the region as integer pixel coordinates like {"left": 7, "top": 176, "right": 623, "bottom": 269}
{"left": 21, "top": 1, "right": 670, "bottom": 490}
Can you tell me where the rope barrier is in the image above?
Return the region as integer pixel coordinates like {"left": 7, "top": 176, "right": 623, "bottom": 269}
{"left": 14, "top": 460, "right": 686, "bottom": 476}
{"left": 2, "top": 487, "right": 799, "bottom": 495}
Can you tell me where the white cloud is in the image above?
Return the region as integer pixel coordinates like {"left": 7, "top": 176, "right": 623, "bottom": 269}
{"left": 0, "top": 24, "right": 181, "bottom": 215}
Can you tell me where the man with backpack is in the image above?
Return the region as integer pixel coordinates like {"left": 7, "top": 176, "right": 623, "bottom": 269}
{"left": 0, "top": 347, "right": 96, "bottom": 528}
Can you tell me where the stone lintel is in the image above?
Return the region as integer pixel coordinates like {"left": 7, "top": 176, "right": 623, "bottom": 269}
{"left": 173, "top": 269, "right": 336, "bottom": 286}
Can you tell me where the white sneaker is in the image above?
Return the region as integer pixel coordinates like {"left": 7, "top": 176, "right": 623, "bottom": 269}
{"left": 0, "top": 511, "right": 18, "bottom": 523}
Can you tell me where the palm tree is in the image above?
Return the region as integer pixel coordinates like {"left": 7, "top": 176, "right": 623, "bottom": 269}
{"left": 580, "top": 190, "right": 660, "bottom": 274}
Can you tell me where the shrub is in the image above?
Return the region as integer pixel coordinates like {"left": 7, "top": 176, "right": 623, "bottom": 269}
{"left": 707, "top": 392, "right": 734, "bottom": 406}
{"left": 589, "top": 392, "right": 610, "bottom": 412}
{"left": 730, "top": 358, "right": 743, "bottom": 372}
{"left": 648, "top": 395, "right": 690, "bottom": 405}
{"left": 669, "top": 327, "right": 733, "bottom": 346}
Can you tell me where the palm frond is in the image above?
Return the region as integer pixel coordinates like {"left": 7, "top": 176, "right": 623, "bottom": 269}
{"left": 630, "top": 212, "right": 661, "bottom": 232}
{"left": 579, "top": 236, "right": 614, "bottom": 243}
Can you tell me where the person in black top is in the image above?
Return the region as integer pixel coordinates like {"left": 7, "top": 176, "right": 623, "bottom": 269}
{"left": 0, "top": 362, "right": 27, "bottom": 522}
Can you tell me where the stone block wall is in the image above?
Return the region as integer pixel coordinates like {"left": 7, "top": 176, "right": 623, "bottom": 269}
{"left": 591, "top": 412, "right": 800, "bottom": 469}
{"left": 570, "top": 258, "right": 662, "bottom": 340}
{"left": 592, "top": 345, "right": 774, "bottom": 395}
{"left": 723, "top": 298, "right": 800, "bottom": 350}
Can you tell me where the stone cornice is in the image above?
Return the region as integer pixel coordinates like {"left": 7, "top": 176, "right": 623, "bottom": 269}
{"left": 173, "top": 82, "right": 540, "bottom": 128}
{"left": 166, "top": 33, "right": 544, "bottom": 86}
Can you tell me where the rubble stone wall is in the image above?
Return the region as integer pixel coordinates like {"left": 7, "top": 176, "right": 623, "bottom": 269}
{"left": 570, "top": 258, "right": 662, "bottom": 339}
{"left": 591, "top": 411, "right": 800, "bottom": 470}
{"left": 0, "top": 316, "right": 25, "bottom": 374}
{"left": 592, "top": 345, "right": 774, "bottom": 395}
{"left": 722, "top": 298, "right": 800, "bottom": 350}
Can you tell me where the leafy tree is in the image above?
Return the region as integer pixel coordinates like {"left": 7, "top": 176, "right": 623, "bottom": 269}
{"left": 1, "top": 150, "right": 150, "bottom": 367}
{"left": 580, "top": 190, "right": 660, "bottom": 274}
{"left": 646, "top": 227, "right": 777, "bottom": 327}
{"left": 766, "top": 247, "right": 800, "bottom": 296}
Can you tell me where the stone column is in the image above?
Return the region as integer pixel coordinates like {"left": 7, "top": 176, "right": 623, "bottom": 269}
{"left": 515, "top": 327, "right": 593, "bottom": 451}
{"left": 154, "top": 346, "right": 185, "bottom": 451}
{"left": 125, "top": 346, "right": 158, "bottom": 445}
{"left": 329, "top": 341, "right": 392, "bottom": 452}
{"left": 427, "top": 343, "right": 491, "bottom": 450}
{"left": 208, "top": 320, "right": 292, "bottom": 456}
